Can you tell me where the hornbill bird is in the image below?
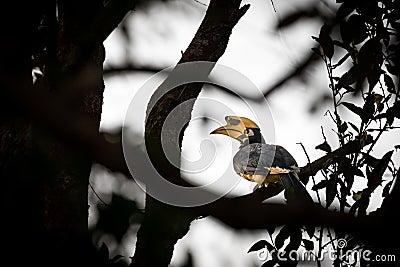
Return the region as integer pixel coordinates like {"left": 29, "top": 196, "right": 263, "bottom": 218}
{"left": 210, "top": 116, "right": 313, "bottom": 204}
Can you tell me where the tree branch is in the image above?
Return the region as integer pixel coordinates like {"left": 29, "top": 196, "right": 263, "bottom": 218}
{"left": 79, "top": 0, "right": 136, "bottom": 49}
{"left": 299, "top": 138, "right": 369, "bottom": 183}
{"left": 103, "top": 64, "right": 164, "bottom": 76}
{"left": 260, "top": 51, "right": 320, "bottom": 100}
{"left": 202, "top": 51, "right": 320, "bottom": 103}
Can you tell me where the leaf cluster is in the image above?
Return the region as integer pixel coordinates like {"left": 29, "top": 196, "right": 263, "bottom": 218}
{"left": 250, "top": 1, "right": 400, "bottom": 266}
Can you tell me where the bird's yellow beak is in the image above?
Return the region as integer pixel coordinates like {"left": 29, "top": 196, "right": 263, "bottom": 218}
{"left": 210, "top": 116, "right": 259, "bottom": 142}
{"left": 210, "top": 126, "right": 244, "bottom": 141}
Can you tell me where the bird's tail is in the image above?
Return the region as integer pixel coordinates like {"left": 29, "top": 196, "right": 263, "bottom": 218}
{"left": 280, "top": 172, "right": 313, "bottom": 205}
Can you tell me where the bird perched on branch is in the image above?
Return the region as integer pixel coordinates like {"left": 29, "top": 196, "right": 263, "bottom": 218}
{"left": 210, "top": 116, "right": 312, "bottom": 204}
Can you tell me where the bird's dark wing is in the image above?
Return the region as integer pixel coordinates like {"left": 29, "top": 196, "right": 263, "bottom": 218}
{"left": 233, "top": 144, "right": 297, "bottom": 175}
{"left": 233, "top": 143, "right": 276, "bottom": 176}
{"left": 280, "top": 172, "right": 313, "bottom": 204}
{"left": 272, "top": 145, "right": 297, "bottom": 168}
{"left": 233, "top": 143, "right": 313, "bottom": 203}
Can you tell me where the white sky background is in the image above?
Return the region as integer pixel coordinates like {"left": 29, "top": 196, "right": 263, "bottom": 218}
{"left": 91, "top": 0, "right": 400, "bottom": 266}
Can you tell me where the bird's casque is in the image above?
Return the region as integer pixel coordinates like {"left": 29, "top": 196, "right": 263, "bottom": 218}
{"left": 210, "top": 116, "right": 312, "bottom": 203}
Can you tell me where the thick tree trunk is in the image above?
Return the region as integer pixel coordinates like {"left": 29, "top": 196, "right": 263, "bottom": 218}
{"left": 0, "top": 1, "right": 105, "bottom": 265}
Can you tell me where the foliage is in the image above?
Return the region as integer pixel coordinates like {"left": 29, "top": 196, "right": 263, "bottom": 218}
{"left": 249, "top": 0, "right": 399, "bottom": 266}
{"left": 95, "top": 193, "right": 143, "bottom": 243}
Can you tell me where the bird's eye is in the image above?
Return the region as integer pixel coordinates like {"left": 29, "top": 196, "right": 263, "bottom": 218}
{"left": 247, "top": 129, "right": 254, "bottom": 136}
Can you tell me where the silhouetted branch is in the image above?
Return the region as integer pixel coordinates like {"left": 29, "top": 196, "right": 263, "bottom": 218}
{"left": 103, "top": 64, "right": 164, "bottom": 76}
{"left": 208, "top": 51, "right": 320, "bottom": 102}
{"left": 260, "top": 51, "right": 320, "bottom": 100}
{"left": 79, "top": 0, "right": 136, "bottom": 49}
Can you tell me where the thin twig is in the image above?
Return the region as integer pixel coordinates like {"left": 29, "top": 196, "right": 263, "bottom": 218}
{"left": 270, "top": 0, "right": 277, "bottom": 12}
{"left": 326, "top": 227, "right": 337, "bottom": 251}
{"left": 193, "top": 0, "right": 208, "bottom": 7}
{"left": 320, "top": 126, "right": 327, "bottom": 142}
{"left": 89, "top": 182, "right": 110, "bottom": 206}
{"left": 316, "top": 227, "right": 324, "bottom": 267}
{"left": 297, "top": 142, "right": 322, "bottom": 204}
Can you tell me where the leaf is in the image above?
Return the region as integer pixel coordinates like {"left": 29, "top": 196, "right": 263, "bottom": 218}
{"left": 352, "top": 190, "right": 363, "bottom": 201}
{"left": 349, "top": 190, "right": 371, "bottom": 216}
{"left": 285, "top": 227, "right": 302, "bottom": 252}
{"left": 353, "top": 167, "right": 364, "bottom": 177}
{"left": 382, "top": 181, "right": 393, "bottom": 198}
{"left": 359, "top": 133, "right": 374, "bottom": 147}
{"left": 337, "top": 65, "right": 364, "bottom": 89}
{"left": 338, "top": 158, "right": 358, "bottom": 189}
{"left": 319, "top": 23, "right": 334, "bottom": 59}
{"left": 248, "top": 240, "right": 274, "bottom": 253}
{"left": 325, "top": 175, "right": 337, "bottom": 208}
{"left": 315, "top": 141, "right": 331, "bottom": 153}
{"left": 266, "top": 226, "right": 276, "bottom": 236}
{"left": 349, "top": 197, "right": 361, "bottom": 216}
{"left": 358, "top": 196, "right": 370, "bottom": 216}
{"left": 386, "top": 107, "right": 395, "bottom": 126}
{"left": 367, "top": 65, "right": 382, "bottom": 91}
{"left": 361, "top": 153, "right": 380, "bottom": 168}
{"left": 334, "top": 52, "right": 351, "bottom": 68}
{"left": 341, "top": 14, "right": 368, "bottom": 45}
{"left": 338, "top": 122, "right": 348, "bottom": 133}
{"left": 367, "top": 151, "right": 393, "bottom": 190}
{"left": 341, "top": 102, "right": 363, "bottom": 117}
{"left": 349, "top": 15, "right": 368, "bottom": 45}
{"left": 361, "top": 94, "right": 375, "bottom": 123}
{"left": 374, "top": 94, "right": 383, "bottom": 104}
{"left": 96, "top": 194, "right": 143, "bottom": 242}
{"left": 386, "top": 63, "right": 399, "bottom": 76}
{"left": 384, "top": 74, "right": 396, "bottom": 94}
{"left": 377, "top": 103, "right": 384, "bottom": 113}
{"left": 358, "top": 38, "right": 383, "bottom": 71}
{"left": 275, "top": 225, "right": 291, "bottom": 249}
{"left": 305, "top": 225, "right": 315, "bottom": 239}
{"left": 348, "top": 122, "right": 359, "bottom": 132}
{"left": 338, "top": 178, "right": 350, "bottom": 196}
{"left": 312, "top": 180, "right": 328, "bottom": 191}
{"left": 393, "top": 102, "right": 400, "bottom": 119}
{"left": 302, "top": 239, "right": 315, "bottom": 250}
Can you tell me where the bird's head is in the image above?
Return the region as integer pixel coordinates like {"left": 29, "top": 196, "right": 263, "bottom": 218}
{"left": 210, "top": 116, "right": 263, "bottom": 144}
